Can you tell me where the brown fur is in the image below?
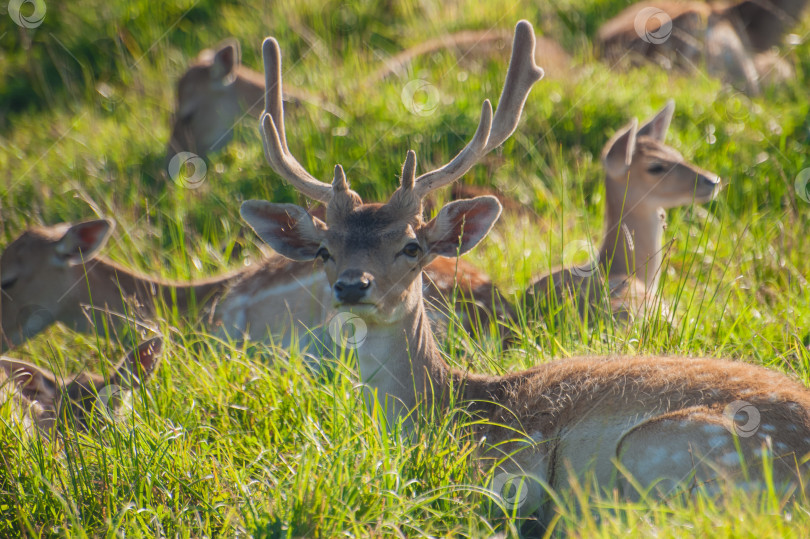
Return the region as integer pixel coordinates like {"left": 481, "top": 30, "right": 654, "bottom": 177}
{"left": 0, "top": 338, "right": 161, "bottom": 437}
{"left": 0, "top": 220, "right": 512, "bottom": 350}
{"left": 525, "top": 102, "right": 720, "bottom": 324}
{"left": 597, "top": 0, "right": 807, "bottom": 94}
{"left": 166, "top": 39, "right": 341, "bottom": 163}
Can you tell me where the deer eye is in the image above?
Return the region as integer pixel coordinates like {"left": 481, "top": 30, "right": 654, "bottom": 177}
{"left": 647, "top": 163, "right": 667, "bottom": 174}
{"left": 401, "top": 243, "right": 421, "bottom": 258}
{"left": 1, "top": 277, "right": 18, "bottom": 290}
{"left": 316, "top": 247, "right": 331, "bottom": 262}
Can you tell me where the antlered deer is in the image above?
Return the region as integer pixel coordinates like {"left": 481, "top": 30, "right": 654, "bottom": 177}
{"left": 241, "top": 21, "right": 810, "bottom": 522}
{"left": 166, "top": 32, "right": 569, "bottom": 163}
{"left": 524, "top": 100, "right": 721, "bottom": 322}
{"left": 0, "top": 337, "right": 162, "bottom": 437}
{"left": 598, "top": 0, "right": 806, "bottom": 94}
{"left": 0, "top": 219, "right": 512, "bottom": 352}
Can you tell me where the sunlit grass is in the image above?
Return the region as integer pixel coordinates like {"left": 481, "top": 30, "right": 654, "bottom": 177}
{"left": 2, "top": 0, "right": 810, "bottom": 535}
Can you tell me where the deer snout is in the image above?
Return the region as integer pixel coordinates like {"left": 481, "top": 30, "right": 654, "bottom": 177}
{"left": 334, "top": 271, "right": 374, "bottom": 304}
{"left": 696, "top": 171, "right": 722, "bottom": 200}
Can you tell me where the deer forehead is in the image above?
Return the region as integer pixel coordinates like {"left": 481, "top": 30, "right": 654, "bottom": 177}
{"left": 635, "top": 138, "right": 684, "bottom": 163}
{"left": 2, "top": 231, "right": 57, "bottom": 266}
{"left": 326, "top": 205, "right": 419, "bottom": 251}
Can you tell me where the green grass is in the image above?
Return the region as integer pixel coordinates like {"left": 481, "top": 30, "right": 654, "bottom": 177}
{"left": 2, "top": 0, "right": 810, "bottom": 536}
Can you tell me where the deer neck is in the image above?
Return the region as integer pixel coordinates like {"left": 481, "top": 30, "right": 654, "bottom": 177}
{"left": 65, "top": 258, "right": 235, "bottom": 328}
{"left": 599, "top": 178, "right": 666, "bottom": 290}
{"left": 233, "top": 67, "right": 266, "bottom": 119}
{"left": 353, "top": 273, "right": 502, "bottom": 427}
{"left": 352, "top": 275, "right": 451, "bottom": 423}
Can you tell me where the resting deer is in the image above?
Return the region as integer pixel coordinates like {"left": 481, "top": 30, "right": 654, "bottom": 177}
{"left": 0, "top": 219, "right": 512, "bottom": 352}
{"left": 524, "top": 100, "right": 721, "bottom": 322}
{"left": 166, "top": 38, "right": 345, "bottom": 163}
{"left": 597, "top": 0, "right": 806, "bottom": 94}
{"left": 0, "top": 220, "right": 240, "bottom": 350}
{"left": 241, "top": 21, "right": 810, "bottom": 523}
{"left": 0, "top": 337, "right": 162, "bottom": 437}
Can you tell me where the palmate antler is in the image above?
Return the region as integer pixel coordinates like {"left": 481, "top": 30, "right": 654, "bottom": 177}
{"left": 259, "top": 20, "right": 544, "bottom": 207}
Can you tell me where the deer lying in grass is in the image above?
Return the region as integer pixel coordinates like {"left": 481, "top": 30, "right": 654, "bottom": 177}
{"left": 0, "top": 219, "right": 512, "bottom": 352}
{"left": 0, "top": 337, "right": 162, "bottom": 437}
{"left": 524, "top": 100, "right": 721, "bottom": 323}
{"left": 241, "top": 21, "right": 810, "bottom": 523}
{"left": 598, "top": 0, "right": 806, "bottom": 94}
{"left": 166, "top": 38, "right": 346, "bottom": 163}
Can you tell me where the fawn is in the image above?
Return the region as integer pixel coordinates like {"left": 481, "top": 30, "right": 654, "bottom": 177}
{"left": 524, "top": 100, "right": 721, "bottom": 322}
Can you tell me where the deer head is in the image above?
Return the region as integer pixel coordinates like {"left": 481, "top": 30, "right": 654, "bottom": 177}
{"left": 240, "top": 21, "right": 542, "bottom": 329}
{"left": 1, "top": 219, "right": 114, "bottom": 350}
{"left": 0, "top": 337, "right": 162, "bottom": 435}
{"left": 602, "top": 100, "right": 721, "bottom": 211}
{"left": 166, "top": 39, "right": 244, "bottom": 163}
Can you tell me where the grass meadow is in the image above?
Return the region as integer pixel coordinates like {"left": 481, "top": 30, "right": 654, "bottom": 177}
{"left": 2, "top": 0, "right": 810, "bottom": 536}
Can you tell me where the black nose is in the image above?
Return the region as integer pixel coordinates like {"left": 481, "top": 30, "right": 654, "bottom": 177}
{"left": 334, "top": 273, "right": 372, "bottom": 304}
{"left": 702, "top": 174, "right": 721, "bottom": 187}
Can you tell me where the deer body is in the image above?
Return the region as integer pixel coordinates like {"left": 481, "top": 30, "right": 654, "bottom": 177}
{"left": 0, "top": 338, "right": 162, "bottom": 437}
{"left": 598, "top": 0, "right": 806, "bottom": 94}
{"left": 241, "top": 22, "right": 810, "bottom": 521}
{"left": 525, "top": 101, "right": 721, "bottom": 321}
{"left": 1, "top": 221, "right": 511, "bottom": 351}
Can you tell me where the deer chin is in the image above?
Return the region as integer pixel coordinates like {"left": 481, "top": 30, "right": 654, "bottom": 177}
{"left": 334, "top": 301, "right": 407, "bottom": 326}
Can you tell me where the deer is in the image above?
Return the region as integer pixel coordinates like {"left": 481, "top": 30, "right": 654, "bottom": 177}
{"left": 0, "top": 219, "right": 240, "bottom": 351}
{"left": 165, "top": 38, "right": 345, "bottom": 164}
{"left": 597, "top": 0, "right": 807, "bottom": 94}
{"left": 240, "top": 21, "right": 810, "bottom": 524}
{"left": 523, "top": 100, "right": 722, "bottom": 323}
{"left": 0, "top": 337, "right": 162, "bottom": 437}
{"left": 0, "top": 219, "right": 513, "bottom": 352}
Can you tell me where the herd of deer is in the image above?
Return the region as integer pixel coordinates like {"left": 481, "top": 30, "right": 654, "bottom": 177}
{"left": 2, "top": 6, "right": 809, "bottom": 529}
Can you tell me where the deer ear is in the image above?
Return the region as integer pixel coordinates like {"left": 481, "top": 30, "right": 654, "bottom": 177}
{"left": 0, "top": 358, "right": 58, "bottom": 403}
{"left": 210, "top": 39, "right": 240, "bottom": 84}
{"left": 112, "top": 337, "right": 163, "bottom": 389}
{"left": 241, "top": 201, "right": 327, "bottom": 261}
{"left": 637, "top": 99, "right": 674, "bottom": 142}
{"left": 55, "top": 219, "right": 114, "bottom": 266}
{"left": 602, "top": 118, "right": 638, "bottom": 180}
{"left": 423, "top": 196, "right": 502, "bottom": 259}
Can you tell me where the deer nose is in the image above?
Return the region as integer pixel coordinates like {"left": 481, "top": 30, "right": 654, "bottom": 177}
{"left": 702, "top": 174, "right": 721, "bottom": 186}
{"left": 334, "top": 272, "right": 373, "bottom": 304}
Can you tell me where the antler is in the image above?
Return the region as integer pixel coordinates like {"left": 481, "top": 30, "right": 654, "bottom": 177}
{"left": 260, "top": 37, "right": 335, "bottom": 203}
{"left": 409, "top": 19, "right": 544, "bottom": 200}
